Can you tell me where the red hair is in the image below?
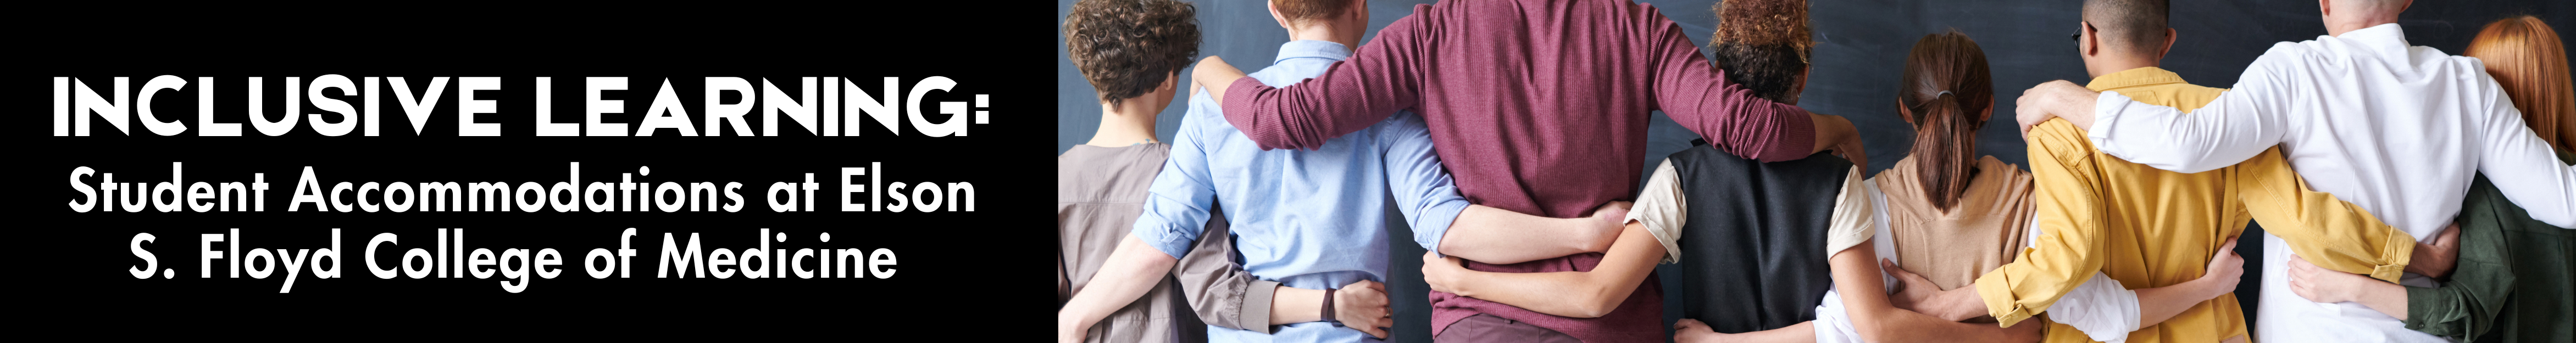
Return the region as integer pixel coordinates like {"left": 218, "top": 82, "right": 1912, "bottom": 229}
{"left": 2465, "top": 15, "right": 2575, "bottom": 152}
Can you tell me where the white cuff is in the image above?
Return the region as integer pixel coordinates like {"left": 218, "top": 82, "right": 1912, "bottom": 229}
{"left": 2050, "top": 273, "right": 2141, "bottom": 343}
{"left": 1813, "top": 288, "right": 1866, "bottom": 343}
{"left": 1630, "top": 160, "right": 1687, "bottom": 264}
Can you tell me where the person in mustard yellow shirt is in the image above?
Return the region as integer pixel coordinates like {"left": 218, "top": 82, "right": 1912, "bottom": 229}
{"left": 1889, "top": 1, "right": 2457, "bottom": 343}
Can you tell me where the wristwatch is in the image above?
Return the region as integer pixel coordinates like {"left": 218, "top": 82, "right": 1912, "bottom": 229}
{"left": 1321, "top": 288, "right": 1338, "bottom": 327}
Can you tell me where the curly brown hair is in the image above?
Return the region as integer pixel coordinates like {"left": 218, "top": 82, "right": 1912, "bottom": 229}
{"left": 1709, "top": 0, "right": 1812, "bottom": 103}
{"left": 1065, "top": 0, "right": 1202, "bottom": 103}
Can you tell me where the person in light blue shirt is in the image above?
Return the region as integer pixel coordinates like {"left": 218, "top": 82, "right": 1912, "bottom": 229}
{"left": 1138, "top": 37, "right": 1452, "bottom": 342}
{"left": 1051, "top": 2, "right": 1631, "bottom": 343}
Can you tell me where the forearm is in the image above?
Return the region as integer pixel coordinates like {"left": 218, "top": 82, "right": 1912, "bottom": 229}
{"left": 1172, "top": 219, "right": 1275, "bottom": 331}
{"left": 1740, "top": 322, "right": 1818, "bottom": 343}
{"left": 1856, "top": 306, "right": 2038, "bottom": 343}
{"left": 1190, "top": 57, "right": 1246, "bottom": 108}
{"left": 1059, "top": 235, "right": 1184, "bottom": 332}
{"left": 1833, "top": 245, "right": 2038, "bottom": 343}
{"left": 1810, "top": 113, "right": 1855, "bottom": 155}
{"left": 2403, "top": 240, "right": 2452, "bottom": 278}
{"left": 1446, "top": 269, "right": 1617, "bottom": 318}
{"left": 2134, "top": 277, "right": 2227, "bottom": 328}
{"left": 1211, "top": 15, "right": 1433, "bottom": 151}
{"left": 2397, "top": 212, "right": 2514, "bottom": 338}
{"left": 1436, "top": 205, "right": 1611, "bottom": 265}
{"left": 1268, "top": 285, "right": 1323, "bottom": 325}
{"left": 2233, "top": 147, "right": 2417, "bottom": 282}
{"left": 2399, "top": 284, "right": 2482, "bottom": 336}
{"left": 1917, "top": 284, "right": 1989, "bottom": 322}
{"left": 1681, "top": 321, "right": 1817, "bottom": 343}
{"left": 2048, "top": 87, "right": 2099, "bottom": 131}
{"left": 1445, "top": 224, "right": 1661, "bottom": 318}
{"left": 2349, "top": 279, "right": 2410, "bottom": 320}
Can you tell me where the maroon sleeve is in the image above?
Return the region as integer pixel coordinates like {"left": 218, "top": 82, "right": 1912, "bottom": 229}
{"left": 1220, "top": 5, "right": 1431, "bottom": 151}
{"left": 1637, "top": 7, "right": 1816, "bottom": 162}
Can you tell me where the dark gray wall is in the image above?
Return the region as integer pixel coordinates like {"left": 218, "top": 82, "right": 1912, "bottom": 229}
{"left": 1057, "top": 1, "right": 2570, "bottom": 341}
{"left": 1058, "top": 0, "right": 2571, "bottom": 174}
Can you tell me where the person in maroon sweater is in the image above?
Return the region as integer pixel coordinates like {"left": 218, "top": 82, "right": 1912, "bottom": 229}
{"left": 1190, "top": 1, "right": 1868, "bottom": 342}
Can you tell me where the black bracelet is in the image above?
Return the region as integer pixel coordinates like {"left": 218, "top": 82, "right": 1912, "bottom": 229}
{"left": 1321, "top": 288, "right": 1338, "bottom": 327}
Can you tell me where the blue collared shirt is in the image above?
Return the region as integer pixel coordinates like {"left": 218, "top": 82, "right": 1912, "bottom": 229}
{"left": 1133, "top": 40, "right": 1470, "bottom": 343}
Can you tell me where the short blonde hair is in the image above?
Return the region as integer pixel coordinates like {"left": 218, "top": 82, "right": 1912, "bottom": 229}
{"left": 2466, "top": 15, "right": 2575, "bottom": 152}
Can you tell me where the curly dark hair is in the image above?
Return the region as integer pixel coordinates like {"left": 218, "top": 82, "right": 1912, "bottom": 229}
{"left": 1065, "top": 0, "right": 1201, "bottom": 103}
{"left": 1708, "top": 0, "right": 1812, "bottom": 104}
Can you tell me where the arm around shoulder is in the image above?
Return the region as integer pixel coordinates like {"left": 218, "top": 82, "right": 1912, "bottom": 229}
{"left": 2081, "top": 53, "right": 2302, "bottom": 173}
{"left": 1206, "top": 14, "right": 1433, "bottom": 151}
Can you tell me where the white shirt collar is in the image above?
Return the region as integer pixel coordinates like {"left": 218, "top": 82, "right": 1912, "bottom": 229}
{"left": 2331, "top": 23, "right": 2412, "bottom": 55}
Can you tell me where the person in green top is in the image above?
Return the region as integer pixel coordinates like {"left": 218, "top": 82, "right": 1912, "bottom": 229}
{"left": 2285, "top": 15, "right": 2576, "bottom": 343}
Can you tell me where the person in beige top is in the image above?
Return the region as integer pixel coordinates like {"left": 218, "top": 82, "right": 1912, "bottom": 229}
{"left": 1873, "top": 156, "right": 2035, "bottom": 294}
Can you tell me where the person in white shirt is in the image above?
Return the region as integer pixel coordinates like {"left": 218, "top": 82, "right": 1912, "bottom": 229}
{"left": 2010, "top": 1, "right": 2576, "bottom": 342}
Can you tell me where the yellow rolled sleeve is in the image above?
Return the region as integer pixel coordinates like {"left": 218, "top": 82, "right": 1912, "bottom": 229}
{"left": 1974, "top": 120, "right": 2113, "bottom": 328}
{"left": 2231, "top": 147, "right": 2415, "bottom": 283}
{"left": 1977, "top": 262, "right": 2041, "bottom": 327}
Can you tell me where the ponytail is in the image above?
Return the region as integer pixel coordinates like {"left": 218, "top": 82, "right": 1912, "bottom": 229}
{"left": 1911, "top": 93, "right": 1979, "bottom": 210}
{"left": 1896, "top": 31, "right": 1993, "bottom": 211}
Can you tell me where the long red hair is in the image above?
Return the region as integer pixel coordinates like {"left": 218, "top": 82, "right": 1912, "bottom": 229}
{"left": 2464, "top": 15, "right": 2575, "bottom": 152}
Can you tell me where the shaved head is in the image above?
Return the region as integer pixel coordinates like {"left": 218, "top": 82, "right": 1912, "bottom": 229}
{"left": 2351, "top": 0, "right": 2406, "bottom": 9}
{"left": 2082, "top": 0, "right": 2168, "bottom": 54}
{"left": 2320, "top": 0, "right": 2410, "bottom": 36}
{"left": 2341, "top": 0, "right": 2410, "bottom": 17}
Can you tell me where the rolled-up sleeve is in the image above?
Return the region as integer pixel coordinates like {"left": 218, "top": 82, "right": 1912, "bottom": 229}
{"left": 2044, "top": 273, "right": 2141, "bottom": 343}
{"left": 2403, "top": 176, "right": 2525, "bottom": 340}
{"left": 1170, "top": 209, "right": 1280, "bottom": 333}
{"left": 1133, "top": 91, "right": 1227, "bottom": 259}
{"left": 2231, "top": 147, "right": 2416, "bottom": 283}
{"left": 1975, "top": 120, "right": 2116, "bottom": 327}
{"left": 2401, "top": 258, "right": 2511, "bottom": 340}
{"left": 1625, "top": 160, "right": 1686, "bottom": 264}
{"left": 1824, "top": 166, "right": 1874, "bottom": 258}
{"left": 1377, "top": 111, "right": 1472, "bottom": 254}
